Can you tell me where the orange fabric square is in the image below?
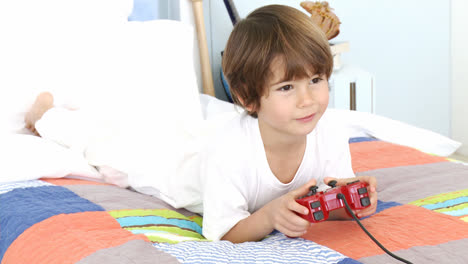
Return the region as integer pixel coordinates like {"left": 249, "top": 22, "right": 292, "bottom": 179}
{"left": 301, "top": 205, "right": 468, "bottom": 259}
{"left": 350, "top": 141, "right": 447, "bottom": 173}
{"left": 2, "top": 212, "right": 149, "bottom": 264}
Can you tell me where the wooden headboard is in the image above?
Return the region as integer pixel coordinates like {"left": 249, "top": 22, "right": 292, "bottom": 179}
{"left": 191, "top": 0, "right": 215, "bottom": 97}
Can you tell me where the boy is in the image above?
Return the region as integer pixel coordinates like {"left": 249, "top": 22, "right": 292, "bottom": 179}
{"left": 199, "top": 4, "right": 377, "bottom": 243}
{"left": 25, "top": 4, "right": 377, "bottom": 244}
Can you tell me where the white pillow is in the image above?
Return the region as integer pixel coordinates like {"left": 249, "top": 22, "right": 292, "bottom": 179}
{"left": 0, "top": 0, "right": 143, "bottom": 134}
{"left": 28, "top": 20, "right": 204, "bottom": 197}
{"left": 199, "top": 94, "right": 241, "bottom": 120}
{"left": 0, "top": 134, "right": 101, "bottom": 184}
{"left": 326, "top": 109, "right": 462, "bottom": 157}
{"left": 0, "top": 19, "right": 202, "bottom": 133}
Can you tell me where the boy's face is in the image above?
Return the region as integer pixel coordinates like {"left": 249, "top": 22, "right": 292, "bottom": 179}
{"left": 255, "top": 57, "right": 329, "bottom": 139}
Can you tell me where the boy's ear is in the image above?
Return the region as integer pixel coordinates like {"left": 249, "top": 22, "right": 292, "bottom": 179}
{"left": 243, "top": 102, "right": 255, "bottom": 113}
{"left": 237, "top": 96, "right": 255, "bottom": 113}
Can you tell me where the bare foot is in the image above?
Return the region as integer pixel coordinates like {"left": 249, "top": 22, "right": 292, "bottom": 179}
{"left": 25, "top": 92, "right": 54, "bottom": 136}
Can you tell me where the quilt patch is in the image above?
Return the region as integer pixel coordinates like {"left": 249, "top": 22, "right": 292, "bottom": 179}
{"left": 3, "top": 212, "right": 149, "bottom": 264}
{"left": 350, "top": 141, "right": 447, "bottom": 173}
{"left": 0, "top": 179, "right": 51, "bottom": 194}
{"left": 410, "top": 189, "right": 468, "bottom": 222}
{"left": 0, "top": 185, "right": 104, "bottom": 261}
{"left": 154, "top": 231, "right": 352, "bottom": 264}
{"left": 109, "top": 209, "right": 206, "bottom": 243}
{"left": 301, "top": 204, "right": 468, "bottom": 259}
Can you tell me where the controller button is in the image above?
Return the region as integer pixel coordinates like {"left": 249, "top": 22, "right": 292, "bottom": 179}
{"left": 360, "top": 197, "right": 371, "bottom": 207}
{"left": 309, "top": 186, "right": 319, "bottom": 195}
{"left": 313, "top": 211, "right": 324, "bottom": 221}
{"left": 310, "top": 201, "right": 321, "bottom": 209}
{"left": 327, "top": 180, "right": 337, "bottom": 188}
{"left": 358, "top": 187, "right": 368, "bottom": 194}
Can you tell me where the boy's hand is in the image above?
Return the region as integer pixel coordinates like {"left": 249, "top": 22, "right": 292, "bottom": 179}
{"left": 262, "top": 179, "right": 317, "bottom": 237}
{"left": 324, "top": 176, "right": 378, "bottom": 218}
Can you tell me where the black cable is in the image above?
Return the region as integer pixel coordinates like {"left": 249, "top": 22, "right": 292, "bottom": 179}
{"left": 337, "top": 193, "right": 413, "bottom": 264}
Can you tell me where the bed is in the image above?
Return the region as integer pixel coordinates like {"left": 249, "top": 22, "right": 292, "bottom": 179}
{"left": 1, "top": 133, "right": 467, "bottom": 264}
{"left": 1, "top": 1, "right": 467, "bottom": 264}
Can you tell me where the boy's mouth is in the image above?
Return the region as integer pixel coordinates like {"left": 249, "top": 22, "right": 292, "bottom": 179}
{"left": 296, "top": 113, "right": 316, "bottom": 122}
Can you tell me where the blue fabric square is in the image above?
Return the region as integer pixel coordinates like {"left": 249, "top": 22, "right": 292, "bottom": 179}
{"left": 349, "top": 137, "right": 379, "bottom": 144}
{"left": 0, "top": 186, "right": 104, "bottom": 261}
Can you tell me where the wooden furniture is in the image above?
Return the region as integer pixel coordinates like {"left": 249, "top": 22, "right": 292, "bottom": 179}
{"left": 329, "top": 42, "right": 374, "bottom": 113}
{"left": 191, "top": 0, "right": 215, "bottom": 97}
{"left": 329, "top": 65, "right": 375, "bottom": 113}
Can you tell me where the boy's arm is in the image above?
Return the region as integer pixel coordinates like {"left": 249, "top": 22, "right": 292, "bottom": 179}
{"left": 221, "top": 179, "right": 316, "bottom": 243}
{"left": 221, "top": 207, "right": 275, "bottom": 243}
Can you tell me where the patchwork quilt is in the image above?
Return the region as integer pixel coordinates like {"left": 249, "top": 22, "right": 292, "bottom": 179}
{"left": 1, "top": 138, "right": 467, "bottom": 264}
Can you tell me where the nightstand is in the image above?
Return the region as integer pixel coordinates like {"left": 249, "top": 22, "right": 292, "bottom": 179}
{"left": 329, "top": 64, "right": 375, "bottom": 113}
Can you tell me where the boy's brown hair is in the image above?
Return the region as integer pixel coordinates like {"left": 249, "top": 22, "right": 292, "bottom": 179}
{"left": 222, "top": 4, "right": 333, "bottom": 116}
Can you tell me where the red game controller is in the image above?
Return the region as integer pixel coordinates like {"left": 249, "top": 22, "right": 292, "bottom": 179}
{"left": 296, "top": 180, "right": 371, "bottom": 223}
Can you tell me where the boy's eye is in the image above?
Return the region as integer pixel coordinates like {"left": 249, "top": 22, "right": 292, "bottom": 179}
{"left": 310, "top": 77, "right": 323, "bottom": 84}
{"left": 278, "top": 84, "right": 293, "bottom": 91}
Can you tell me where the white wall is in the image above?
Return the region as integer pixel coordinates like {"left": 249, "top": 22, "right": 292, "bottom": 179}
{"left": 451, "top": 0, "right": 468, "bottom": 155}
{"left": 207, "top": 0, "right": 452, "bottom": 136}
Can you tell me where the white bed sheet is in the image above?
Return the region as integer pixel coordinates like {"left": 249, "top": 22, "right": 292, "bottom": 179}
{"left": 0, "top": 134, "right": 101, "bottom": 184}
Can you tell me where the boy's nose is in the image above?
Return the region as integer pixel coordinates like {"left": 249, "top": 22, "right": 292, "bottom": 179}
{"left": 297, "top": 88, "right": 314, "bottom": 108}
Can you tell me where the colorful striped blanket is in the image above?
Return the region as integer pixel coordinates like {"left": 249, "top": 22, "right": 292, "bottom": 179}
{"left": 1, "top": 138, "right": 467, "bottom": 263}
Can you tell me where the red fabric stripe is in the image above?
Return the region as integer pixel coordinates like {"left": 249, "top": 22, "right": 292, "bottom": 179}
{"left": 41, "top": 178, "right": 110, "bottom": 186}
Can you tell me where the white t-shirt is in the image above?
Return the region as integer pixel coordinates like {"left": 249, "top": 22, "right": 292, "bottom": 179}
{"left": 197, "top": 110, "right": 355, "bottom": 241}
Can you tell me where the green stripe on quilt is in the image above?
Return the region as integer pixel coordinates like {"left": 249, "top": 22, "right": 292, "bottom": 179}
{"left": 109, "top": 209, "right": 192, "bottom": 219}
{"left": 188, "top": 215, "right": 203, "bottom": 227}
{"left": 126, "top": 226, "right": 205, "bottom": 239}
{"left": 410, "top": 189, "right": 468, "bottom": 221}
{"left": 410, "top": 189, "right": 468, "bottom": 206}
{"left": 109, "top": 209, "right": 208, "bottom": 244}
{"left": 145, "top": 233, "right": 207, "bottom": 244}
